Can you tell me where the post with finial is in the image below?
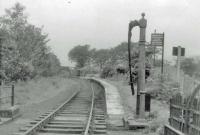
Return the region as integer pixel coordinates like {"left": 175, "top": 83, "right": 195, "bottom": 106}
{"left": 128, "top": 13, "right": 147, "bottom": 118}
{"left": 137, "top": 13, "right": 147, "bottom": 118}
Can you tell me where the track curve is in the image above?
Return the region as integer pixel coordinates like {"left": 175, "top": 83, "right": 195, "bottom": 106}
{"left": 13, "top": 80, "right": 107, "bottom": 135}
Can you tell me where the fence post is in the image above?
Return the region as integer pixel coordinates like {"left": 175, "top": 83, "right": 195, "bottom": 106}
{"left": 11, "top": 84, "right": 14, "bottom": 106}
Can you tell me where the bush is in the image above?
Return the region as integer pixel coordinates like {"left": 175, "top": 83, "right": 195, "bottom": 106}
{"left": 100, "top": 66, "right": 115, "bottom": 78}
{"left": 148, "top": 81, "right": 179, "bottom": 103}
{"left": 143, "top": 121, "right": 162, "bottom": 134}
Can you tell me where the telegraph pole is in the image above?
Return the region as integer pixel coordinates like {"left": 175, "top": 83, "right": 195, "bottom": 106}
{"left": 173, "top": 46, "right": 185, "bottom": 91}
{"left": 176, "top": 46, "right": 181, "bottom": 82}
{"left": 153, "top": 30, "right": 156, "bottom": 67}
{"left": 161, "top": 33, "right": 165, "bottom": 74}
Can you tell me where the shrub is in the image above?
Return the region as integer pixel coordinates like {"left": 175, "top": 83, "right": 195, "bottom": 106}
{"left": 100, "top": 66, "right": 115, "bottom": 78}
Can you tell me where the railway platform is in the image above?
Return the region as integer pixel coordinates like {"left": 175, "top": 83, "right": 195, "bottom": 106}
{"left": 88, "top": 78, "right": 125, "bottom": 128}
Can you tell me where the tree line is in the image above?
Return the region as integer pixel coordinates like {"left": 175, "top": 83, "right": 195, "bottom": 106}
{"left": 68, "top": 42, "right": 155, "bottom": 74}
{"left": 68, "top": 43, "right": 200, "bottom": 79}
{"left": 180, "top": 57, "right": 200, "bottom": 77}
{"left": 0, "top": 3, "right": 61, "bottom": 81}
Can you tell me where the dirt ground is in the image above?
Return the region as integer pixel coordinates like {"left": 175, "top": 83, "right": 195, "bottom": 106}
{"left": 0, "top": 77, "right": 84, "bottom": 135}
{"left": 107, "top": 76, "right": 169, "bottom": 135}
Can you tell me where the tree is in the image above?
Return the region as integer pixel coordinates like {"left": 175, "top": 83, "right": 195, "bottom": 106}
{"left": 68, "top": 45, "right": 91, "bottom": 68}
{"left": 0, "top": 2, "right": 60, "bottom": 80}
{"left": 181, "top": 58, "right": 197, "bottom": 76}
{"left": 34, "top": 52, "right": 60, "bottom": 76}
{"left": 92, "top": 49, "right": 110, "bottom": 69}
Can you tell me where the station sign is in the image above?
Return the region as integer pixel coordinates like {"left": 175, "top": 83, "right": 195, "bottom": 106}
{"left": 172, "top": 47, "right": 185, "bottom": 56}
{"left": 151, "top": 33, "right": 164, "bottom": 46}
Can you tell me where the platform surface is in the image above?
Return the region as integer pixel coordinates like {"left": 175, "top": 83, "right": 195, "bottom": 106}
{"left": 91, "top": 78, "right": 125, "bottom": 116}
{"left": 88, "top": 78, "right": 125, "bottom": 127}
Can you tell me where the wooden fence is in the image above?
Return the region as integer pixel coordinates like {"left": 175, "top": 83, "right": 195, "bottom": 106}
{"left": 165, "top": 93, "right": 200, "bottom": 135}
{"left": 0, "top": 84, "right": 15, "bottom": 108}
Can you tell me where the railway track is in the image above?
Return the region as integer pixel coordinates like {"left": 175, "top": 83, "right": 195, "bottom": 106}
{"left": 13, "top": 82, "right": 107, "bottom": 135}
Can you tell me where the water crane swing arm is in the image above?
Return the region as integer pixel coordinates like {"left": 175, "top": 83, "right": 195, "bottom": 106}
{"left": 128, "top": 20, "right": 139, "bottom": 95}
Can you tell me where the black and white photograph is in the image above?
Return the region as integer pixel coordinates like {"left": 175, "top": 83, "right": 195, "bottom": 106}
{"left": 0, "top": 0, "right": 199, "bottom": 135}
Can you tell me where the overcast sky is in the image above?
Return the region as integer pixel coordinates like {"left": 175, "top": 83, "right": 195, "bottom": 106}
{"left": 0, "top": 0, "right": 200, "bottom": 66}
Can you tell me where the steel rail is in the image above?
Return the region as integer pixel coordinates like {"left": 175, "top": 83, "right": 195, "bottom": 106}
{"left": 21, "top": 90, "right": 79, "bottom": 135}
{"left": 84, "top": 83, "right": 95, "bottom": 135}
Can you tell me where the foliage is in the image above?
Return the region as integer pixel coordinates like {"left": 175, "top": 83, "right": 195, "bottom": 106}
{"left": 100, "top": 66, "right": 115, "bottom": 78}
{"left": 0, "top": 3, "right": 60, "bottom": 81}
{"left": 148, "top": 81, "right": 179, "bottom": 102}
{"left": 68, "top": 45, "right": 91, "bottom": 68}
{"left": 110, "top": 42, "right": 139, "bottom": 66}
{"left": 15, "top": 76, "right": 79, "bottom": 105}
{"left": 33, "top": 52, "right": 61, "bottom": 77}
{"left": 180, "top": 57, "right": 197, "bottom": 76}
{"left": 92, "top": 49, "right": 110, "bottom": 69}
{"left": 68, "top": 41, "right": 155, "bottom": 78}
{"left": 109, "top": 42, "right": 129, "bottom": 64}
{"left": 154, "top": 59, "right": 162, "bottom": 67}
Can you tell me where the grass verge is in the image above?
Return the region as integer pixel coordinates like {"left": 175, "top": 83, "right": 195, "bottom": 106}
{"left": 15, "top": 76, "right": 80, "bottom": 106}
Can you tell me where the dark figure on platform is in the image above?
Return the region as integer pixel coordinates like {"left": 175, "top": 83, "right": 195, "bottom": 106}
{"left": 116, "top": 67, "right": 127, "bottom": 75}
{"left": 131, "top": 63, "right": 151, "bottom": 83}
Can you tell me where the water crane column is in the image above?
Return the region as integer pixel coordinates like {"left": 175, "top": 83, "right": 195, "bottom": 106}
{"left": 128, "top": 13, "right": 147, "bottom": 118}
